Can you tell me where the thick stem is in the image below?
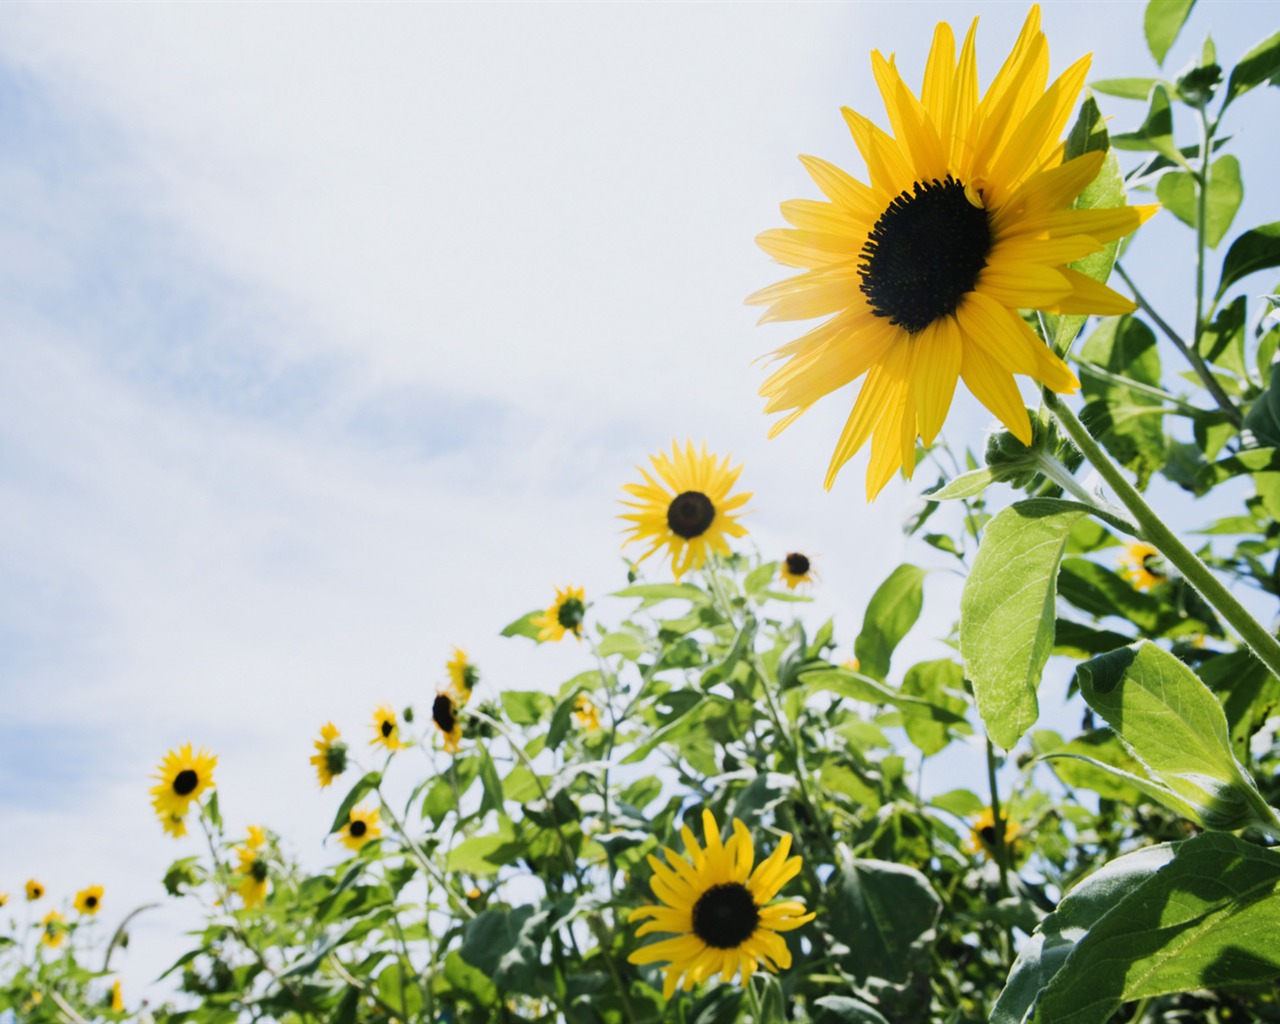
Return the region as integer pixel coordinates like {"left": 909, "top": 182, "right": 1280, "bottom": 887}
{"left": 1045, "top": 390, "right": 1280, "bottom": 680}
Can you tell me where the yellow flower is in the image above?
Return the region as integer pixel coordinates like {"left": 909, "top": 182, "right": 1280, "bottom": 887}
{"left": 573, "top": 695, "right": 601, "bottom": 731}
{"left": 110, "top": 979, "right": 124, "bottom": 1013}
{"left": 371, "top": 704, "right": 406, "bottom": 752}
{"left": 629, "top": 809, "right": 815, "bottom": 999}
{"left": 25, "top": 879, "right": 43, "bottom": 901}
{"left": 532, "top": 586, "right": 587, "bottom": 643}
{"left": 965, "top": 806, "right": 1022, "bottom": 859}
{"left": 620, "top": 441, "right": 751, "bottom": 581}
{"left": 74, "top": 885, "right": 104, "bottom": 916}
{"left": 234, "top": 826, "right": 269, "bottom": 908}
{"left": 751, "top": 6, "right": 1157, "bottom": 499}
{"left": 150, "top": 744, "right": 217, "bottom": 836}
{"left": 446, "top": 647, "right": 479, "bottom": 704}
{"left": 432, "top": 691, "right": 463, "bottom": 754}
{"left": 40, "top": 909, "right": 65, "bottom": 949}
{"left": 310, "top": 722, "right": 348, "bottom": 788}
{"left": 779, "top": 552, "right": 815, "bottom": 590}
{"left": 340, "top": 806, "right": 382, "bottom": 852}
{"left": 1119, "top": 541, "right": 1167, "bottom": 591}
{"left": 0, "top": 892, "right": 7, "bottom": 907}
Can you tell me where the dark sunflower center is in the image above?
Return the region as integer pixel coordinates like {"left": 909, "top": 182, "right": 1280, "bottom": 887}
{"left": 859, "top": 175, "right": 991, "bottom": 335}
{"left": 85, "top": 896, "right": 98, "bottom": 909}
{"left": 250, "top": 859, "right": 269, "bottom": 883}
{"left": 349, "top": 820, "right": 367, "bottom": 838}
{"left": 325, "top": 743, "right": 349, "bottom": 775}
{"left": 978, "top": 825, "right": 997, "bottom": 845}
{"left": 785, "top": 552, "right": 810, "bottom": 575}
{"left": 667, "top": 491, "right": 715, "bottom": 540}
{"left": 691, "top": 882, "right": 760, "bottom": 949}
{"left": 433, "top": 694, "right": 457, "bottom": 733}
{"left": 557, "top": 597, "right": 585, "bottom": 630}
{"left": 380, "top": 719, "right": 394, "bottom": 738}
{"left": 173, "top": 769, "right": 199, "bottom": 796}
{"left": 1142, "top": 554, "right": 1166, "bottom": 576}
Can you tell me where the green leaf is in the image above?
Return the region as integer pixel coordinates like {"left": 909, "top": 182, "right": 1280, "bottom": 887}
{"left": 438, "top": 949, "right": 497, "bottom": 1007}
{"left": 1144, "top": 0, "right": 1196, "bottom": 66}
{"left": 744, "top": 560, "right": 779, "bottom": 596}
{"left": 545, "top": 691, "right": 580, "bottom": 752}
{"left": 1057, "top": 558, "right": 1162, "bottom": 633}
{"left": 803, "top": 667, "right": 969, "bottom": 727}
{"left": 927, "top": 467, "right": 997, "bottom": 500}
{"left": 446, "top": 819, "right": 520, "bottom": 876}
{"left": 1033, "top": 729, "right": 1148, "bottom": 802}
{"left": 827, "top": 850, "right": 940, "bottom": 998}
{"left": 597, "top": 632, "right": 645, "bottom": 660}
{"left": 1090, "top": 77, "right": 1158, "bottom": 100}
{"left": 610, "top": 582, "right": 710, "bottom": 607}
{"left": 476, "top": 745, "right": 504, "bottom": 816}
{"left": 376, "top": 962, "right": 425, "bottom": 1019}
{"left": 1074, "top": 642, "right": 1274, "bottom": 830}
{"left": 900, "top": 659, "right": 971, "bottom": 756}
{"left": 1198, "top": 294, "right": 1249, "bottom": 378}
{"left": 854, "top": 564, "right": 926, "bottom": 681}
{"left": 992, "top": 843, "right": 1177, "bottom": 1024}
{"left": 814, "top": 996, "right": 892, "bottom": 1024}
{"left": 330, "top": 771, "right": 381, "bottom": 835}
{"left": 501, "top": 690, "right": 554, "bottom": 725}
{"left": 460, "top": 903, "right": 570, "bottom": 994}
{"left": 1053, "top": 619, "right": 1135, "bottom": 658}
{"left": 1225, "top": 29, "right": 1280, "bottom": 106}
{"left": 961, "top": 499, "right": 1092, "bottom": 749}
{"left": 1156, "top": 155, "right": 1242, "bottom": 249}
{"left": 500, "top": 610, "right": 543, "bottom": 640}
{"left": 1033, "top": 833, "right": 1280, "bottom": 1024}
{"left": 1245, "top": 363, "right": 1280, "bottom": 447}
{"left": 1079, "top": 315, "right": 1166, "bottom": 488}
{"left": 1217, "top": 222, "right": 1280, "bottom": 300}
{"left": 1111, "top": 85, "right": 1183, "bottom": 165}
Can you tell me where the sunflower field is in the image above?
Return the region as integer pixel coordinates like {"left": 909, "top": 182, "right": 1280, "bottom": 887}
{"left": 6, "top": 2, "right": 1280, "bottom": 1022}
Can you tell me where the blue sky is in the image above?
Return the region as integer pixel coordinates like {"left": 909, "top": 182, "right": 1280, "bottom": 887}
{"left": 0, "top": 0, "right": 1276, "bottom": 998}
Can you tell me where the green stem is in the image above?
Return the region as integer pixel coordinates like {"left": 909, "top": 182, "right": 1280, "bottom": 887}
{"left": 375, "top": 793, "right": 477, "bottom": 920}
{"left": 1045, "top": 390, "right": 1280, "bottom": 680}
{"left": 984, "top": 738, "right": 1010, "bottom": 900}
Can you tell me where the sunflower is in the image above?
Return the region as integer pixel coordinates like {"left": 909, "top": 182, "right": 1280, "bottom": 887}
{"left": 532, "top": 586, "right": 587, "bottom": 643}
{"left": 620, "top": 441, "right": 751, "bottom": 581}
{"left": 371, "top": 704, "right": 406, "bottom": 752}
{"left": 310, "top": 722, "right": 348, "bottom": 788}
{"left": 150, "top": 744, "right": 217, "bottom": 836}
{"left": 40, "top": 910, "right": 65, "bottom": 949}
{"left": 628, "top": 809, "right": 815, "bottom": 999}
{"left": 965, "top": 806, "right": 1023, "bottom": 859}
{"left": 0, "top": 892, "right": 7, "bottom": 907}
{"left": 446, "top": 647, "right": 479, "bottom": 704}
{"left": 234, "top": 826, "right": 269, "bottom": 908}
{"left": 25, "top": 879, "right": 43, "bottom": 901}
{"left": 432, "top": 691, "right": 463, "bottom": 754}
{"left": 779, "top": 552, "right": 816, "bottom": 590}
{"left": 74, "top": 885, "right": 104, "bottom": 916}
{"left": 110, "top": 980, "right": 124, "bottom": 1013}
{"left": 751, "top": 6, "right": 1157, "bottom": 499}
{"left": 1119, "top": 541, "right": 1167, "bottom": 591}
{"left": 573, "top": 694, "right": 601, "bottom": 731}
{"left": 340, "top": 806, "right": 382, "bottom": 852}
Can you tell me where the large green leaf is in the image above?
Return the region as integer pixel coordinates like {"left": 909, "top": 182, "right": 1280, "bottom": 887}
{"left": 1217, "top": 222, "right": 1280, "bottom": 300}
{"left": 803, "top": 666, "right": 969, "bottom": 729}
{"left": 1033, "top": 833, "right": 1280, "bottom": 1024}
{"left": 853, "top": 564, "right": 925, "bottom": 682}
{"left": 992, "top": 843, "right": 1176, "bottom": 1024}
{"left": 961, "top": 499, "right": 1092, "bottom": 749}
{"left": 1155, "top": 155, "right": 1242, "bottom": 248}
{"left": 1074, "top": 643, "right": 1275, "bottom": 831}
{"left": 1111, "top": 84, "right": 1183, "bottom": 165}
{"left": 1244, "top": 363, "right": 1280, "bottom": 447}
{"left": 460, "top": 902, "right": 571, "bottom": 994}
{"left": 1144, "top": 0, "right": 1196, "bottom": 66}
{"left": 1225, "top": 29, "right": 1280, "bottom": 106}
{"left": 899, "top": 659, "right": 971, "bottom": 756}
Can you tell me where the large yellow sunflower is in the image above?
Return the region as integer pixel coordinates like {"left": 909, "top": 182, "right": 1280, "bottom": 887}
{"left": 620, "top": 441, "right": 751, "bottom": 581}
{"left": 234, "top": 826, "right": 270, "bottom": 908}
{"left": 446, "top": 647, "right": 479, "bottom": 704}
{"left": 73, "top": 885, "right": 104, "bottom": 916}
{"left": 150, "top": 744, "right": 217, "bottom": 836}
{"left": 628, "top": 809, "right": 815, "bottom": 999}
{"left": 751, "top": 6, "right": 1157, "bottom": 499}
{"left": 370, "top": 704, "right": 406, "bottom": 753}
{"left": 1119, "top": 541, "right": 1167, "bottom": 592}
{"left": 310, "top": 722, "right": 348, "bottom": 788}
{"left": 340, "top": 806, "right": 382, "bottom": 852}
{"left": 532, "top": 585, "right": 587, "bottom": 643}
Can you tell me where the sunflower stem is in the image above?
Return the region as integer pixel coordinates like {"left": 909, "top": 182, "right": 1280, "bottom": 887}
{"left": 374, "top": 792, "right": 477, "bottom": 921}
{"left": 1044, "top": 390, "right": 1280, "bottom": 680}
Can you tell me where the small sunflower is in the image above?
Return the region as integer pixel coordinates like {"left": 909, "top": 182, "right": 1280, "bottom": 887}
{"left": 340, "top": 806, "right": 382, "bottom": 852}
{"left": 0, "top": 892, "right": 7, "bottom": 907}
{"left": 110, "top": 980, "right": 124, "bottom": 1013}
{"left": 964, "top": 806, "right": 1023, "bottom": 859}
{"left": 73, "top": 885, "right": 104, "bottom": 916}
{"left": 629, "top": 809, "right": 815, "bottom": 999}
{"left": 446, "top": 647, "right": 480, "bottom": 704}
{"left": 620, "top": 441, "right": 751, "bottom": 581}
{"left": 150, "top": 744, "right": 217, "bottom": 835}
{"left": 40, "top": 909, "right": 66, "bottom": 949}
{"left": 310, "top": 722, "right": 348, "bottom": 788}
{"left": 573, "top": 694, "right": 601, "bottom": 731}
{"left": 25, "top": 879, "right": 43, "bottom": 901}
{"left": 234, "top": 826, "right": 269, "bottom": 908}
{"left": 779, "top": 552, "right": 816, "bottom": 590}
{"left": 532, "top": 586, "right": 587, "bottom": 643}
{"left": 432, "top": 691, "right": 463, "bottom": 754}
{"left": 371, "top": 704, "right": 406, "bottom": 752}
{"left": 751, "top": 6, "right": 1157, "bottom": 499}
{"left": 1119, "top": 541, "right": 1167, "bottom": 591}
